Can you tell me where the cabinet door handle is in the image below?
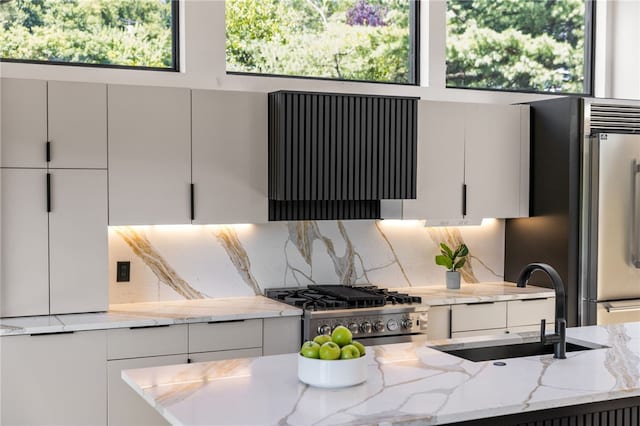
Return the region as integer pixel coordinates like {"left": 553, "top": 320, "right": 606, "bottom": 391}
{"left": 462, "top": 184, "right": 467, "bottom": 217}
{"left": 46, "top": 173, "right": 52, "bottom": 213}
{"left": 190, "top": 183, "right": 195, "bottom": 221}
{"left": 129, "top": 324, "right": 171, "bottom": 330}
{"left": 519, "top": 298, "right": 548, "bottom": 302}
{"left": 207, "top": 319, "right": 246, "bottom": 324}
{"left": 46, "top": 141, "right": 51, "bottom": 162}
{"left": 465, "top": 301, "right": 495, "bottom": 306}
{"left": 30, "top": 331, "right": 74, "bottom": 337}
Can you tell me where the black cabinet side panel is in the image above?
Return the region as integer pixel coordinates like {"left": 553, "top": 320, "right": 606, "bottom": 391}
{"left": 504, "top": 97, "right": 582, "bottom": 327}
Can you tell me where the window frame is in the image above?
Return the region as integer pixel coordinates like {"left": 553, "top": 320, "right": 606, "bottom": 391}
{"left": 0, "top": 0, "right": 180, "bottom": 72}
{"left": 444, "top": 0, "right": 596, "bottom": 96}
{"left": 226, "top": 0, "right": 421, "bottom": 86}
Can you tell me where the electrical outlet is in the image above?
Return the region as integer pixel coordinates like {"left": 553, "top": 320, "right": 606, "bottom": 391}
{"left": 116, "top": 261, "right": 130, "bottom": 282}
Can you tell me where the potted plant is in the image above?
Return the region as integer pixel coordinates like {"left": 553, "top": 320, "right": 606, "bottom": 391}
{"left": 435, "top": 243, "right": 469, "bottom": 289}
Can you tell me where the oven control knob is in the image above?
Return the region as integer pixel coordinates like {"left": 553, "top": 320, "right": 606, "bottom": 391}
{"left": 386, "top": 319, "right": 399, "bottom": 331}
{"left": 317, "top": 324, "right": 331, "bottom": 335}
{"left": 402, "top": 319, "right": 414, "bottom": 329}
{"left": 374, "top": 321, "right": 385, "bottom": 332}
{"left": 348, "top": 323, "right": 359, "bottom": 335}
{"left": 361, "top": 322, "right": 372, "bottom": 334}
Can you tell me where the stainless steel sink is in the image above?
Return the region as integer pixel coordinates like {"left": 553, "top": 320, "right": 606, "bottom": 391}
{"left": 431, "top": 338, "right": 608, "bottom": 362}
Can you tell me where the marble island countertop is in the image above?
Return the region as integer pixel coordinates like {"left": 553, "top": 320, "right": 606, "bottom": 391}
{"left": 123, "top": 322, "right": 640, "bottom": 426}
{"left": 0, "top": 296, "right": 302, "bottom": 336}
{"left": 0, "top": 282, "right": 553, "bottom": 337}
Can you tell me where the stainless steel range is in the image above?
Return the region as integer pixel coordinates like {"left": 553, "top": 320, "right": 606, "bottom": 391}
{"left": 265, "top": 285, "right": 429, "bottom": 345}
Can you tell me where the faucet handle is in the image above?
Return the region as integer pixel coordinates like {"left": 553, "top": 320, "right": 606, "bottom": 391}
{"left": 540, "top": 319, "right": 547, "bottom": 343}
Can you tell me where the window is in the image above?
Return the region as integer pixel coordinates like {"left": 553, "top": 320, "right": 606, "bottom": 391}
{"left": 0, "top": 0, "right": 178, "bottom": 71}
{"left": 226, "top": 0, "right": 419, "bottom": 85}
{"left": 446, "top": 0, "right": 593, "bottom": 94}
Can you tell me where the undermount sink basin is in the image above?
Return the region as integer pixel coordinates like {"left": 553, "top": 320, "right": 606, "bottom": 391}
{"left": 431, "top": 339, "right": 608, "bottom": 362}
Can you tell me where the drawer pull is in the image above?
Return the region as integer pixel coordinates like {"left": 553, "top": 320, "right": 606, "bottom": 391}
{"left": 519, "top": 298, "right": 549, "bottom": 302}
{"left": 129, "top": 324, "right": 171, "bottom": 330}
{"left": 466, "top": 301, "right": 495, "bottom": 306}
{"left": 30, "top": 331, "right": 74, "bottom": 337}
{"left": 207, "top": 319, "right": 246, "bottom": 325}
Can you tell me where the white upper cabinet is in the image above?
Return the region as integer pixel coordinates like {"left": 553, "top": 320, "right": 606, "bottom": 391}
{"left": 49, "top": 169, "right": 108, "bottom": 314}
{"left": 403, "top": 101, "right": 465, "bottom": 221}
{"left": 397, "top": 101, "right": 529, "bottom": 222}
{"left": 191, "top": 90, "right": 268, "bottom": 224}
{"left": 1, "top": 78, "right": 47, "bottom": 168}
{"left": 48, "top": 81, "right": 107, "bottom": 169}
{"left": 0, "top": 169, "right": 50, "bottom": 317}
{"left": 108, "top": 85, "right": 191, "bottom": 225}
{"left": 1, "top": 79, "right": 107, "bottom": 169}
{"left": 465, "top": 103, "right": 529, "bottom": 219}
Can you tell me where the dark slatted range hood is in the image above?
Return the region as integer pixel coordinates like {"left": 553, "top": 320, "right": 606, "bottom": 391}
{"left": 268, "top": 91, "right": 417, "bottom": 221}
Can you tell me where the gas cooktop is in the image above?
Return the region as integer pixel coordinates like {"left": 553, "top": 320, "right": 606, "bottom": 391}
{"left": 265, "top": 285, "right": 422, "bottom": 311}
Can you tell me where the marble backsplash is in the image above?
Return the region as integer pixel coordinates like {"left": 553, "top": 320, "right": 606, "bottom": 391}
{"left": 108, "top": 220, "right": 505, "bottom": 304}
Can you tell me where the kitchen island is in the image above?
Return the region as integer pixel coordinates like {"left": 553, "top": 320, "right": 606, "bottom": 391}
{"left": 123, "top": 322, "right": 640, "bottom": 425}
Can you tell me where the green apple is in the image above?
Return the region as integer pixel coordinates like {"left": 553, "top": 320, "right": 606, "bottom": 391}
{"left": 299, "top": 341, "right": 321, "bottom": 359}
{"left": 318, "top": 341, "right": 341, "bottom": 360}
{"left": 331, "top": 325, "right": 353, "bottom": 347}
{"left": 340, "top": 344, "right": 360, "bottom": 359}
{"left": 313, "top": 335, "right": 332, "bottom": 346}
{"left": 352, "top": 341, "right": 366, "bottom": 357}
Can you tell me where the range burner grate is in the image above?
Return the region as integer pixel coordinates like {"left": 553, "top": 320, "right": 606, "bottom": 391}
{"left": 265, "top": 285, "right": 421, "bottom": 310}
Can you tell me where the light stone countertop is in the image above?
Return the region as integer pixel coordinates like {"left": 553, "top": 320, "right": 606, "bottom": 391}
{"left": 122, "top": 322, "right": 640, "bottom": 426}
{"left": 0, "top": 296, "right": 302, "bottom": 336}
{"left": 0, "top": 282, "right": 553, "bottom": 336}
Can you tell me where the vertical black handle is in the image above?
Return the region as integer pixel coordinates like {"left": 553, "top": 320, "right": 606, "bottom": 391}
{"left": 45, "top": 141, "right": 51, "bottom": 162}
{"left": 462, "top": 184, "right": 467, "bottom": 217}
{"left": 190, "top": 183, "right": 195, "bottom": 221}
{"left": 46, "top": 173, "right": 51, "bottom": 212}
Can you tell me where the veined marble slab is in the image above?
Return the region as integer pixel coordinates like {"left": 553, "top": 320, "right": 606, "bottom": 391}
{"left": 123, "top": 322, "right": 640, "bottom": 426}
{"left": 393, "top": 281, "right": 556, "bottom": 306}
{"left": 0, "top": 296, "right": 301, "bottom": 336}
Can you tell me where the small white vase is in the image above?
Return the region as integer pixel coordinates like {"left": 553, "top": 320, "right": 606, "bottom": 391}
{"left": 446, "top": 271, "right": 461, "bottom": 289}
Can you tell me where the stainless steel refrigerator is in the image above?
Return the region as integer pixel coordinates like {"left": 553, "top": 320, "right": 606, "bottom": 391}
{"left": 505, "top": 97, "right": 640, "bottom": 326}
{"left": 584, "top": 132, "right": 640, "bottom": 324}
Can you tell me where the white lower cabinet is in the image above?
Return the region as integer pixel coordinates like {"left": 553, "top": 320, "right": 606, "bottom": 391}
{"left": 263, "top": 316, "right": 302, "bottom": 355}
{"left": 0, "top": 330, "right": 107, "bottom": 426}
{"left": 107, "top": 354, "right": 186, "bottom": 426}
{"left": 427, "top": 298, "right": 556, "bottom": 339}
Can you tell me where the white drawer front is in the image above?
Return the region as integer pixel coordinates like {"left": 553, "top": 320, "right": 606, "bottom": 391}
{"left": 451, "top": 302, "right": 507, "bottom": 332}
{"left": 451, "top": 328, "right": 508, "bottom": 339}
{"left": 188, "top": 319, "right": 262, "bottom": 353}
{"left": 107, "top": 324, "right": 188, "bottom": 360}
{"left": 189, "top": 348, "right": 262, "bottom": 363}
{"left": 507, "top": 298, "right": 555, "bottom": 327}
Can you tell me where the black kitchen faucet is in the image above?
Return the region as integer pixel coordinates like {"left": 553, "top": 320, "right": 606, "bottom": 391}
{"left": 517, "top": 263, "right": 567, "bottom": 359}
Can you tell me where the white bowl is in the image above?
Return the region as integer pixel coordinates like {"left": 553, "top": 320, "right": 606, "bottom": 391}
{"left": 298, "top": 354, "right": 367, "bottom": 388}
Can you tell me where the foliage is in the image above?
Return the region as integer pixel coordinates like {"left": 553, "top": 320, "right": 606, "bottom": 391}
{"left": 0, "top": 0, "right": 174, "bottom": 68}
{"left": 435, "top": 243, "right": 469, "bottom": 272}
{"left": 226, "top": 0, "right": 413, "bottom": 83}
{"left": 447, "top": 0, "right": 587, "bottom": 93}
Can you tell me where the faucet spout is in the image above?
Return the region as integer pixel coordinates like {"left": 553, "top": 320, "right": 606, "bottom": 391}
{"left": 517, "top": 263, "right": 567, "bottom": 359}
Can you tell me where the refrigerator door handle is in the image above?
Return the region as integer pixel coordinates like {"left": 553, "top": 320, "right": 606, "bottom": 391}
{"left": 634, "top": 161, "right": 640, "bottom": 268}
{"left": 606, "top": 304, "right": 640, "bottom": 313}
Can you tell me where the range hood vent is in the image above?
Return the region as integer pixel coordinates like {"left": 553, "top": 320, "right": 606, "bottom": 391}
{"left": 268, "top": 91, "right": 417, "bottom": 221}
{"left": 589, "top": 103, "right": 640, "bottom": 134}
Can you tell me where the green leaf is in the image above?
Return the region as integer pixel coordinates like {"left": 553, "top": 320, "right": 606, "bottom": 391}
{"left": 435, "top": 255, "right": 453, "bottom": 270}
{"left": 454, "top": 258, "right": 466, "bottom": 270}
{"left": 440, "top": 243, "right": 454, "bottom": 258}
{"left": 458, "top": 244, "right": 469, "bottom": 257}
